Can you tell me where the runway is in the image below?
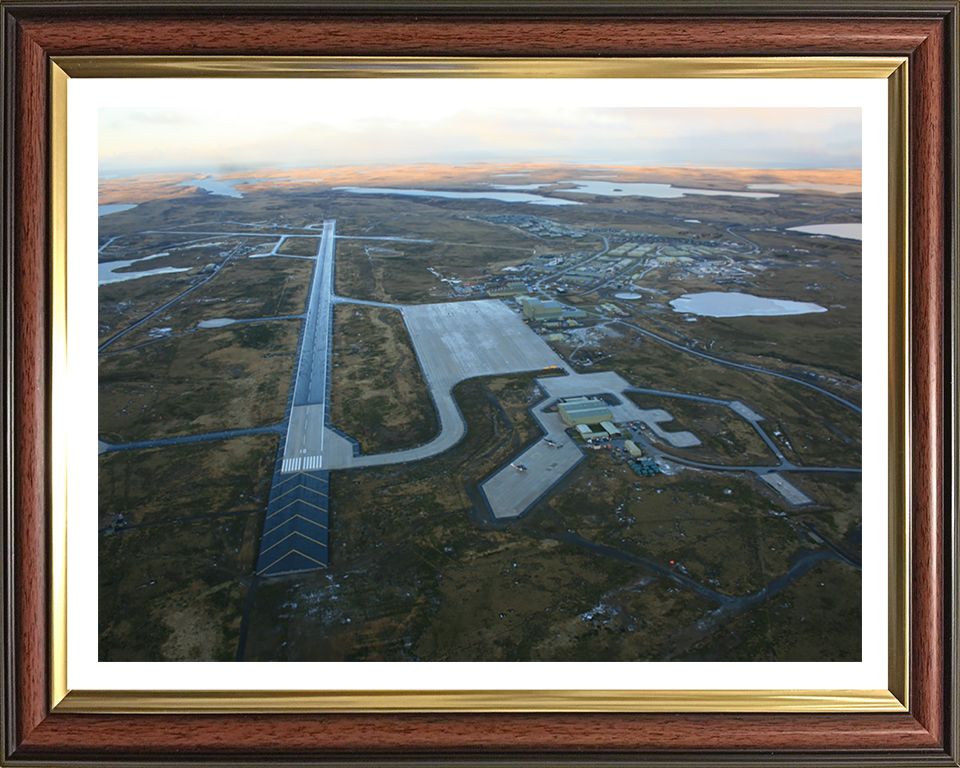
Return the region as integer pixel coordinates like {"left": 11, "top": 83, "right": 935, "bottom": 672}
{"left": 281, "top": 220, "right": 336, "bottom": 472}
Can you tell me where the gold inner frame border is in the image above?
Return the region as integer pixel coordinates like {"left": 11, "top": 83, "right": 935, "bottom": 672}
{"left": 53, "top": 55, "right": 908, "bottom": 714}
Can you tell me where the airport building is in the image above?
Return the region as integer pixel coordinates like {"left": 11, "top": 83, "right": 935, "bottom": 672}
{"left": 576, "top": 423, "right": 608, "bottom": 440}
{"left": 487, "top": 281, "right": 528, "bottom": 298}
{"left": 518, "top": 296, "right": 589, "bottom": 321}
{"left": 558, "top": 396, "right": 613, "bottom": 426}
{"left": 600, "top": 421, "right": 622, "bottom": 437}
{"left": 518, "top": 296, "right": 563, "bottom": 320}
{"left": 624, "top": 440, "right": 643, "bottom": 458}
{"left": 484, "top": 280, "right": 527, "bottom": 298}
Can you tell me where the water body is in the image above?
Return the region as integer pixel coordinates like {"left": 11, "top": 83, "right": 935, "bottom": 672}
{"left": 670, "top": 291, "right": 827, "bottom": 318}
{"left": 491, "top": 179, "right": 778, "bottom": 200}
{"left": 98, "top": 204, "right": 138, "bottom": 216}
{"left": 333, "top": 186, "right": 580, "bottom": 206}
{"left": 181, "top": 174, "right": 331, "bottom": 198}
{"left": 99, "top": 252, "right": 190, "bottom": 285}
{"left": 178, "top": 177, "right": 246, "bottom": 198}
{"left": 748, "top": 183, "right": 862, "bottom": 195}
{"left": 787, "top": 223, "right": 863, "bottom": 241}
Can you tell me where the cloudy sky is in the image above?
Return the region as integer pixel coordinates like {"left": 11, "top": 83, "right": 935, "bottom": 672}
{"left": 99, "top": 97, "right": 861, "bottom": 176}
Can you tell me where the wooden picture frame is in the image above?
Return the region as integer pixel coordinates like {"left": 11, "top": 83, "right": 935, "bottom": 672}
{"left": 2, "top": 1, "right": 957, "bottom": 765}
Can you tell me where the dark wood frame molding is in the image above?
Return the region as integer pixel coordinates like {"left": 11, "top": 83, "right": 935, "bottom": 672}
{"left": 2, "top": 2, "right": 957, "bottom": 765}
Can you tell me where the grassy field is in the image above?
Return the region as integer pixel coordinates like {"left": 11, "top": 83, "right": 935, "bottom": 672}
{"left": 99, "top": 321, "right": 299, "bottom": 442}
{"left": 101, "top": 258, "right": 312, "bottom": 352}
{"left": 623, "top": 392, "right": 776, "bottom": 464}
{"left": 682, "top": 558, "right": 861, "bottom": 661}
{"left": 98, "top": 435, "right": 275, "bottom": 661}
{"left": 329, "top": 304, "right": 438, "bottom": 453}
{"left": 277, "top": 236, "right": 321, "bottom": 256}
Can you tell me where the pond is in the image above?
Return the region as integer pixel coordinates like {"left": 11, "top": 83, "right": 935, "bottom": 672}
{"left": 787, "top": 223, "right": 862, "bottom": 241}
{"left": 98, "top": 252, "right": 191, "bottom": 285}
{"left": 669, "top": 291, "right": 827, "bottom": 318}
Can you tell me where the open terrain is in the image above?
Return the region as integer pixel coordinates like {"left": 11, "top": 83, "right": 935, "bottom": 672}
{"left": 99, "top": 162, "right": 863, "bottom": 663}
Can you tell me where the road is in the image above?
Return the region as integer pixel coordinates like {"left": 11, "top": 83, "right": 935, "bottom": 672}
{"left": 98, "top": 423, "right": 285, "bottom": 454}
{"left": 98, "top": 240, "right": 246, "bottom": 353}
{"left": 624, "top": 385, "right": 789, "bottom": 465}
{"left": 724, "top": 224, "right": 761, "bottom": 253}
{"left": 616, "top": 320, "right": 862, "bottom": 414}
{"left": 533, "top": 234, "right": 610, "bottom": 291}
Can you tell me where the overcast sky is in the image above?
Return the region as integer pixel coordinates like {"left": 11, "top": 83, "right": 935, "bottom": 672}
{"left": 99, "top": 103, "right": 861, "bottom": 176}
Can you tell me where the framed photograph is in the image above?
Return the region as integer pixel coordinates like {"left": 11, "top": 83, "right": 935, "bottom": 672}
{"left": 2, "top": 2, "right": 957, "bottom": 766}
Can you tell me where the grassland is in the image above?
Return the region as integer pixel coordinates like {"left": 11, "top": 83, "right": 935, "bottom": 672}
{"left": 98, "top": 435, "right": 275, "bottom": 661}
{"left": 329, "top": 304, "right": 437, "bottom": 453}
{"left": 276, "top": 237, "right": 321, "bottom": 256}
{"left": 682, "top": 558, "right": 861, "bottom": 661}
{"left": 102, "top": 258, "right": 312, "bottom": 351}
{"left": 623, "top": 392, "right": 776, "bottom": 464}
{"left": 99, "top": 322, "right": 299, "bottom": 442}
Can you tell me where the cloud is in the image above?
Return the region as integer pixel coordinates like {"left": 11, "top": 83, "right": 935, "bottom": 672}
{"left": 98, "top": 105, "right": 862, "bottom": 174}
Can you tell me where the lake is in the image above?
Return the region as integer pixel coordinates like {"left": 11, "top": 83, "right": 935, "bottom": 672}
{"left": 787, "top": 223, "right": 862, "bottom": 241}
{"left": 98, "top": 252, "right": 191, "bottom": 285}
{"left": 490, "top": 180, "right": 778, "bottom": 200}
{"left": 333, "top": 186, "right": 580, "bottom": 206}
{"left": 98, "top": 204, "right": 138, "bottom": 216}
{"left": 669, "top": 291, "right": 827, "bottom": 318}
{"left": 748, "top": 183, "right": 862, "bottom": 195}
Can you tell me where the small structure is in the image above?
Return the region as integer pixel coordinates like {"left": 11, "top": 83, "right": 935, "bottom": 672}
{"left": 558, "top": 396, "right": 613, "bottom": 427}
{"left": 624, "top": 440, "right": 643, "bottom": 458}
{"left": 576, "top": 423, "right": 608, "bottom": 441}
{"left": 487, "top": 281, "right": 527, "bottom": 297}
{"left": 600, "top": 421, "right": 622, "bottom": 437}
{"left": 629, "top": 458, "right": 661, "bottom": 476}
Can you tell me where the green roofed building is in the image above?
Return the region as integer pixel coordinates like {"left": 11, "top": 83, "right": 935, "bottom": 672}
{"left": 558, "top": 396, "right": 613, "bottom": 426}
{"left": 518, "top": 296, "right": 588, "bottom": 321}
{"left": 517, "top": 296, "right": 563, "bottom": 320}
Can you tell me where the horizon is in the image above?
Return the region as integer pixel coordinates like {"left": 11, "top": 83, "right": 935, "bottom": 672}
{"left": 99, "top": 105, "right": 862, "bottom": 177}
{"left": 98, "top": 158, "right": 865, "bottom": 181}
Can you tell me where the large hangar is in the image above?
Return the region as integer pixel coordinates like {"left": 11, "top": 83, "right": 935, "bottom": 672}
{"left": 558, "top": 396, "right": 613, "bottom": 426}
